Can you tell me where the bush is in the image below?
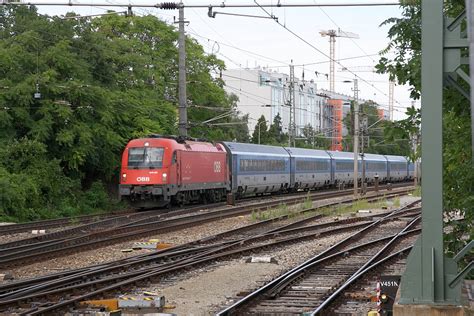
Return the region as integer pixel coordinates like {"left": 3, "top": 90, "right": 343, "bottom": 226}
{"left": 0, "top": 139, "right": 117, "bottom": 222}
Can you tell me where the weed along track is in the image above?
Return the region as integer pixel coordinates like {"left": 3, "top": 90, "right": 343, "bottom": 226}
{"left": 0, "top": 191, "right": 419, "bottom": 315}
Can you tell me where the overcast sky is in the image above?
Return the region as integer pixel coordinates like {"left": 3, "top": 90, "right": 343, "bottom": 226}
{"left": 36, "top": 0, "right": 415, "bottom": 120}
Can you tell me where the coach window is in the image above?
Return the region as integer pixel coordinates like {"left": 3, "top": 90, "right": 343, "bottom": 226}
{"left": 240, "top": 159, "right": 246, "bottom": 171}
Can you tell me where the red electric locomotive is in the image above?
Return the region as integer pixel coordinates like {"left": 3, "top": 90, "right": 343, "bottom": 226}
{"left": 119, "top": 135, "right": 229, "bottom": 208}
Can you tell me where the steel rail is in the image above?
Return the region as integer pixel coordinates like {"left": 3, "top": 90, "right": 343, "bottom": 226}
{"left": 3, "top": 2, "right": 401, "bottom": 9}
{"left": 0, "top": 212, "right": 132, "bottom": 236}
{"left": 216, "top": 200, "right": 420, "bottom": 315}
{"left": 0, "top": 182, "right": 411, "bottom": 237}
{"left": 0, "top": 195, "right": 415, "bottom": 296}
{"left": 18, "top": 227, "right": 418, "bottom": 316}
{"left": 0, "top": 203, "right": 217, "bottom": 249}
{"left": 0, "top": 215, "right": 376, "bottom": 301}
{"left": 265, "top": 217, "right": 420, "bottom": 297}
{"left": 216, "top": 229, "right": 420, "bottom": 316}
{"left": 0, "top": 186, "right": 412, "bottom": 267}
{"left": 0, "top": 190, "right": 413, "bottom": 275}
{"left": 311, "top": 245, "right": 415, "bottom": 315}
{"left": 0, "top": 204, "right": 416, "bottom": 305}
{"left": 0, "top": 245, "right": 217, "bottom": 301}
{"left": 3, "top": 217, "right": 419, "bottom": 314}
{"left": 1, "top": 225, "right": 364, "bottom": 312}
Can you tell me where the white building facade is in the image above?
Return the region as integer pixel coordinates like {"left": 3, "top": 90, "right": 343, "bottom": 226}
{"left": 222, "top": 68, "right": 328, "bottom": 137}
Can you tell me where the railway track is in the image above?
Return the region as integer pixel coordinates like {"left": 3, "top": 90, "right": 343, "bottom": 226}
{"left": 216, "top": 201, "right": 421, "bottom": 315}
{"left": 0, "top": 184, "right": 412, "bottom": 268}
{"left": 324, "top": 248, "right": 410, "bottom": 315}
{"left": 0, "top": 201, "right": 229, "bottom": 237}
{"left": 0, "top": 182, "right": 412, "bottom": 237}
{"left": 0, "top": 212, "right": 135, "bottom": 236}
{"left": 0, "top": 197, "right": 420, "bottom": 315}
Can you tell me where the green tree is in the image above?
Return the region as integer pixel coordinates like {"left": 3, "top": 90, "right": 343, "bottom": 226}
{"left": 0, "top": 6, "right": 246, "bottom": 221}
{"left": 342, "top": 101, "right": 409, "bottom": 155}
{"left": 252, "top": 115, "right": 269, "bottom": 144}
{"left": 383, "top": 106, "right": 420, "bottom": 161}
{"left": 268, "top": 113, "right": 288, "bottom": 145}
{"left": 376, "top": 0, "right": 473, "bottom": 261}
{"left": 294, "top": 124, "right": 330, "bottom": 149}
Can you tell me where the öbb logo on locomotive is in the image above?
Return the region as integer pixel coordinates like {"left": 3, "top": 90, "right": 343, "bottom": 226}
{"left": 136, "top": 176, "right": 150, "bottom": 182}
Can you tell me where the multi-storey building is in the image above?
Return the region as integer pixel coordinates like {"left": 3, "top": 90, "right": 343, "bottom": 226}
{"left": 222, "top": 68, "right": 387, "bottom": 150}
{"left": 222, "top": 68, "right": 328, "bottom": 138}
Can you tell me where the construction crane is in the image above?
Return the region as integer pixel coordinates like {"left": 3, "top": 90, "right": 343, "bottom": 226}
{"left": 319, "top": 28, "right": 359, "bottom": 94}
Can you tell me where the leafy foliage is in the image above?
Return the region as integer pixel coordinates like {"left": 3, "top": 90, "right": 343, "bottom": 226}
{"left": 376, "top": 1, "right": 473, "bottom": 262}
{"left": 0, "top": 6, "right": 248, "bottom": 221}
{"left": 295, "top": 124, "right": 331, "bottom": 149}
{"left": 376, "top": 3, "right": 421, "bottom": 99}
{"left": 342, "top": 101, "right": 411, "bottom": 156}
{"left": 267, "top": 113, "right": 288, "bottom": 145}
{"left": 251, "top": 115, "right": 270, "bottom": 144}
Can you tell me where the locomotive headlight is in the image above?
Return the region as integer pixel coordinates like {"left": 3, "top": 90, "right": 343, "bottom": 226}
{"left": 162, "top": 173, "right": 167, "bottom": 182}
{"left": 122, "top": 173, "right": 127, "bottom": 179}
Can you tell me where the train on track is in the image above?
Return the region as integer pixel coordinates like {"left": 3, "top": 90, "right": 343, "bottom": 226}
{"left": 119, "top": 135, "right": 416, "bottom": 208}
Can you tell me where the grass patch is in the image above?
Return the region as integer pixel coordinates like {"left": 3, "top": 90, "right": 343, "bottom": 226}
{"left": 250, "top": 203, "right": 300, "bottom": 221}
{"left": 392, "top": 196, "right": 401, "bottom": 207}
{"left": 68, "top": 217, "right": 80, "bottom": 225}
{"left": 301, "top": 193, "right": 313, "bottom": 210}
{"left": 319, "top": 197, "right": 389, "bottom": 216}
{"left": 412, "top": 186, "right": 421, "bottom": 197}
{"left": 250, "top": 195, "right": 390, "bottom": 222}
{"left": 351, "top": 199, "right": 370, "bottom": 211}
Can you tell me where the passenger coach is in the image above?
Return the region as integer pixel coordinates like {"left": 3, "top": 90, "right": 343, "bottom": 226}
{"left": 364, "top": 153, "right": 388, "bottom": 183}
{"left": 385, "top": 155, "right": 408, "bottom": 182}
{"left": 220, "top": 142, "right": 291, "bottom": 197}
{"left": 119, "top": 135, "right": 415, "bottom": 209}
{"left": 284, "top": 147, "right": 331, "bottom": 190}
{"left": 328, "top": 150, "right": 360, "bottom": 186}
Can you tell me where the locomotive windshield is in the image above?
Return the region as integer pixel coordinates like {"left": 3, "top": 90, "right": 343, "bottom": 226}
{"left": 128, "top": 147, "right": 164, "bottom": 169}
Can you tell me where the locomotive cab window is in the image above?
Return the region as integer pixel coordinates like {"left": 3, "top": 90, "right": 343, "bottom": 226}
{"left": 128, "top": 147, "right": 164, "bottom": 169}
{"left": 172, "top": 151, "right": 177, "bottom": 164}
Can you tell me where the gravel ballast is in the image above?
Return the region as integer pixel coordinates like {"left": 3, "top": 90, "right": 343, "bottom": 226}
{"left": 1, "top": 193, "right": 420, "bottom": 316}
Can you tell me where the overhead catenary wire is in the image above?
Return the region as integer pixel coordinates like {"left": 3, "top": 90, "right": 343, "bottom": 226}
{"left": 253, "top": 0, "right": 407, "bottom": 109}
{"left": 2, "top": 2, "right": 412, "bottom": 121}
{"left": 222, "top": 72, "right": 406, "bottom": 113}
{"left": 30, "top": 3, "right": 408, "bottom": 114}
{"left": 187, "top": 29, "right": 406, "bottom": 112}
{"left": 3, "top": 2, "right": 402, "bottom": 9}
